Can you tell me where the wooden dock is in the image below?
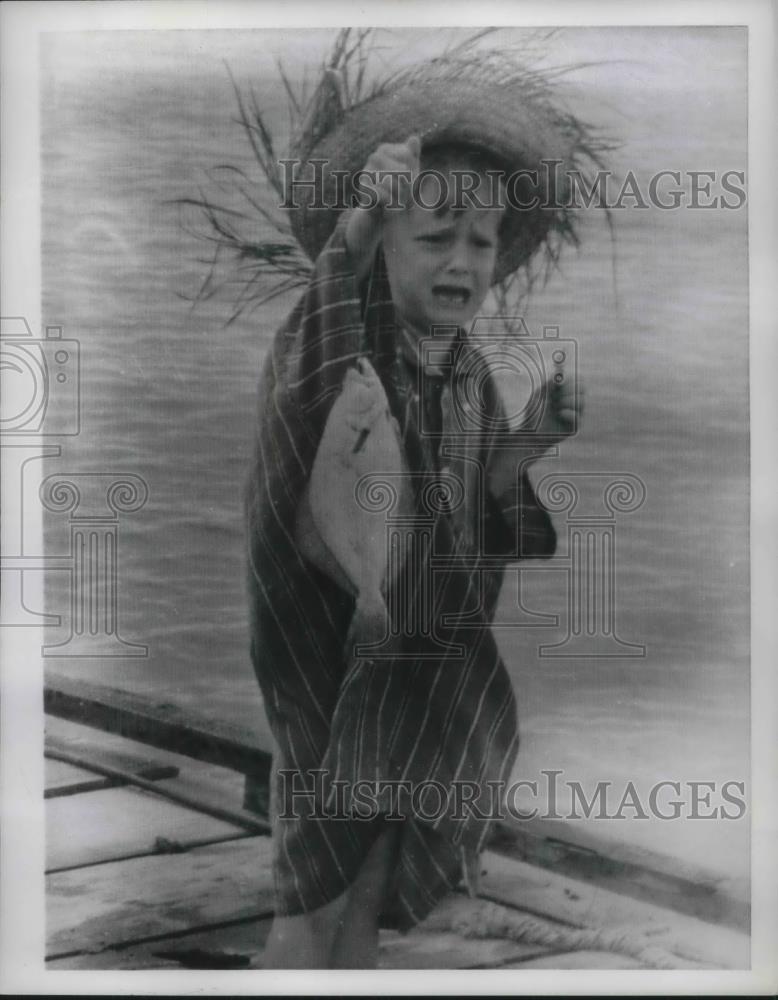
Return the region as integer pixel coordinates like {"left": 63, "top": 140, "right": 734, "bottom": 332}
{"left": 44, "top": 673, "right": 750, "bottom": 971}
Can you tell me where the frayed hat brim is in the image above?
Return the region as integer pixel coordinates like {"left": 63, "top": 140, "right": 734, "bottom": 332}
{"left": 287, "top": 61, "right": 599, "bottom": 284}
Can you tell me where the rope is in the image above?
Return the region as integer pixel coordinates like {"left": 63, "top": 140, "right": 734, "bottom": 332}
{"left": 423, "top": 896, "right": 705, "bottom": 970}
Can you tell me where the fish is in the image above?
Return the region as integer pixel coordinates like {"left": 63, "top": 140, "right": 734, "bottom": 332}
{"left": 295, "top": 357, "right": 409, "bottom": 658}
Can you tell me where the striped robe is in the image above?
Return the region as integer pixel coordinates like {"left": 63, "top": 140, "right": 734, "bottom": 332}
{"left": 245, "top": 212, "right": 556, "bottom": 931}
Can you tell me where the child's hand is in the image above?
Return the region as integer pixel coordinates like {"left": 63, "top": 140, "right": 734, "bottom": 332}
{"left": 532, "top": 373, "right": 584, "bottom": 446}
{"left": 487, "top": 375, "right": 584, "bottom": 498}
{"left": 345, "top": 135, "right": 421, "bottom": 280}
{"left": 360, "top": 135, "right": 421, "bottom": 211}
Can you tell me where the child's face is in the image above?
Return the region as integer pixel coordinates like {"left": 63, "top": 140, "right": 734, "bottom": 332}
{"left": 381, "top": 169, "right": 503, "bottom": 340}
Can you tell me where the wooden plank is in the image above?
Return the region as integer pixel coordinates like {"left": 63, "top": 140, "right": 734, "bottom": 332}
{"left": 489, "top": 816, "right": 749, "bottom": 933}
{"left": 46, "top": 836, "right": 275, "bottom": 958}
{"left": 45, "top": 717, "right": 265, "bottom": 833}
{"left": 44, "top": 672, "right": 271, "bottom": 782}
{"left": 45, "top": 745, "right": 269, "bottom": 836}
{"left": 152, "top": 761, "right": 261, "bottom": 831}
{"left": 50, "top": 917, "right": 545, "bottom": 971}
{"left": 45, "top": 737, "right": 178, "bottom": 799}
{"left": 47, "top": 734, "right": 181, "bottom": 781}
{"left": 501, "top": 950, "right": 644, "bottom": 969}
{"left": 379, "top": 930, "right": 548, "bottom": 970}
{"left": 48, "top": 918, "right": 272, "bottom": 970}
{"left": 494, "top": 815, "right": 733, "bottom": 890}
{"left": 42, "top": 677, "right": 749, "bottom": 944}
{"left": 46, "top": 784, "right": 247, "bottom": 872}
{"left": 45, "top": 758, "right": 112, "bottom": 797}
{"left": 50, "top": 917, "right": 549, "bottom": 971}
{"left": 477, "top": 850, "right": 750, "bottom": 969}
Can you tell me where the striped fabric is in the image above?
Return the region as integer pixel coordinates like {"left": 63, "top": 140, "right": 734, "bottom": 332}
{"left": 245, "top": 212, "right": 556, "bottom": 931}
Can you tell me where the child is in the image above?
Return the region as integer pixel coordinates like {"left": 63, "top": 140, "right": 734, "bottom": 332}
{"left": 245, "top": 48, "right": 597, "bottom": 969}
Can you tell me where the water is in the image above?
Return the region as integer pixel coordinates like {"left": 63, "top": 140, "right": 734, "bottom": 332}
{"left": 39, "top": 28, "right": 749, "bottom": 881}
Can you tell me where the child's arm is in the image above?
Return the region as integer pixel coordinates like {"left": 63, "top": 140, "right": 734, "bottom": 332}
{"left": 344, "top": 136, "right": 421, "bottom": 283}
{"left": 483, "top": 374, "right": 584, "bottom": 559}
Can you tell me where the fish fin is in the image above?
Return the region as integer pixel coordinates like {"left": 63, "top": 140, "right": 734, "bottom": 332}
{"left": 344, "top": 593, "right": 399, "bottom": 663}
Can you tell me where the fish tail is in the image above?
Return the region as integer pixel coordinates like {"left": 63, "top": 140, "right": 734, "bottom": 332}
{"left": 344, "top": 592, "right": 395, "bottom": 663}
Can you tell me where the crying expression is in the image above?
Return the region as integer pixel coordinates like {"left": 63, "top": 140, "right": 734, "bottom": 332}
{"left": 381, "top": 168, "right": 504, "bottom": 340}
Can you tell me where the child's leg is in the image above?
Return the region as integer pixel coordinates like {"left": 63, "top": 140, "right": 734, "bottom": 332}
{"left": 329, "top": 824, "right": 400, "bottom": 968}
{"left": 263, "top": 824, "right": 398, "bottom": 968}
{"left": 262, "top": 827, "right": 397, "bottom": 969}
{"left": 262, "top": 740, "right": 398, "bottom": 969}
{"left": 262, "top": 891, "right": 350, "bottom": 968}
{"left": 261, "top": 749, "right": 354, "bottom": 969}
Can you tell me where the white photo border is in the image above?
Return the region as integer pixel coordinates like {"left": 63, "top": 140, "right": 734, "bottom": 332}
{"left": 1, "top": 0, "right": 775, "bottom": 995}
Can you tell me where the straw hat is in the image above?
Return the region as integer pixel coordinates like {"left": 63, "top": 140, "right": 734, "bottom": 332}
{"left": 286, "top": 38, "right": 610, "bottom": 287}
{"left": 184, "top": 31, "right": 613, "bottom": 320}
